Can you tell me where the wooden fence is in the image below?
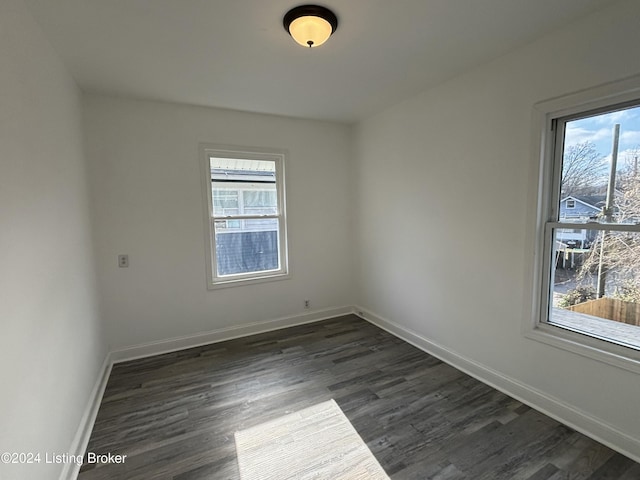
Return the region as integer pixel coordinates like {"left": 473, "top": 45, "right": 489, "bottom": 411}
{"left": 569, "top": 297, "right": 640, "bottom": 326}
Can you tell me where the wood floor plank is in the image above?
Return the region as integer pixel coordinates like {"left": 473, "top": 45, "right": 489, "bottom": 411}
{"left": 78, "top": 315, "right": 638, "bottom": 479}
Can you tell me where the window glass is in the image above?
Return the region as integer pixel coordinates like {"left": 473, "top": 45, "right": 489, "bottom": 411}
{"left": 213, "top": 220, "right": 280, "bottom": 276}
{"left": 547, "top": 103, "right": 640, "bottom": 350}
{"left": 212, "top": 190, "right": 239, "bottom": 216}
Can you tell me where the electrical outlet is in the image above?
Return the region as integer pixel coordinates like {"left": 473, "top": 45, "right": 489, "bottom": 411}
{"left": 304, "top": 299, "right": 310, "bottom": 309}
{"left": 118, "top": 254, "right": 129, "bottom": 268}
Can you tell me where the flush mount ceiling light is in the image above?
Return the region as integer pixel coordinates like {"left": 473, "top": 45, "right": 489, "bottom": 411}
{"left": 283, "top": 5, "right": 338, "bottom": 48}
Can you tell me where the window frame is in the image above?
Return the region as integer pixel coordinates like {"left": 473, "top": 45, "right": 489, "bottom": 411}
{"left": 199, "top": 144, "right": 289, "bottom": 289}
{"left": 527, "top": 75, "right": 640, "bottom": 373}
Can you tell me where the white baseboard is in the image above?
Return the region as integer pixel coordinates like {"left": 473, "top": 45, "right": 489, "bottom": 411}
{"left": 59, "top": 354, "right": 112, "bottom": 480}
{"left": 110, "top": 305, "right": 354, "bottom": 364}
{"left": 354, "top": 305, "right": 640, "bottom": 463}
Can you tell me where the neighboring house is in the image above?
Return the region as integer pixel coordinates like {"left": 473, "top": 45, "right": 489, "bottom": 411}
{"left": 557, "top": 195, "right": 605, "bottom": 248}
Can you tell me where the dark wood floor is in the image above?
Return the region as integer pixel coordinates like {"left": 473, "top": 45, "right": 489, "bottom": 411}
{"left": 78, "top": 315, "right": 639, "bottom": 479}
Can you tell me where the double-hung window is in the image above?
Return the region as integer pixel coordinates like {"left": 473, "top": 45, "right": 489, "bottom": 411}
{"left": 531, "top": 77, "right": 640, "bottom": 370}
{"left": 200, "top": 145, "right": 288, "bottom": 288}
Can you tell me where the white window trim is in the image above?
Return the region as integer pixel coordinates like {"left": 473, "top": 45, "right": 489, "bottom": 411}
{"left": 526, "top": 74, "right": 640, "bottom": 374}
{"left": 199, "top": 143, "right": 290, "bottom": 289}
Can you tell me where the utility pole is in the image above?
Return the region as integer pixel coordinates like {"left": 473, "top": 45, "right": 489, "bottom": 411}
{"left": 597, "top": 124, "right": 620, "bottom": 298}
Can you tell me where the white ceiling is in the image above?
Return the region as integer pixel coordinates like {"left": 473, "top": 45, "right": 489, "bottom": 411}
{"left": 24, "top": 0, "right": 619, "bottom": 123}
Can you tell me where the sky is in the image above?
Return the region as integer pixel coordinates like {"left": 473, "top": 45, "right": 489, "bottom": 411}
{"left": 565, "top": 104, "right": 640, "bottom": 165}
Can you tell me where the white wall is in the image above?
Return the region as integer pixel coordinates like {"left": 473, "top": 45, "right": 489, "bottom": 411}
{"left": 0, "top": 1, "right": 106, "bottom": 479}
{"left": 353, "top": 0, "right": 640, "bottom": 458}
{"left": 83, "top": 95, "right": 353, "bottom": 351}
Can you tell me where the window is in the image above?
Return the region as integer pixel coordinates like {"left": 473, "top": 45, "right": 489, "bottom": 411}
{"left": 530, "top": 77, "right": 640, "bottom": 371}
{"left": 200, "top": 145, "right": 288, "bottom": 288}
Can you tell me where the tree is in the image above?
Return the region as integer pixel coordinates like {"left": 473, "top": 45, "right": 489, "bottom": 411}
{"left": 578, "top": 230, "right": 640, "bottom": 302}
{"left": 560, "top": 141, "right": 607, "bottom": 197}
{"left": 615, "top": 147, "right": 640, "bottom": 199}
{"left": 574, "top": 146, "right": 640, "bottom": 303}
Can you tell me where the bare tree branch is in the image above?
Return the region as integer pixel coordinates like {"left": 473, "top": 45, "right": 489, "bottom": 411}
{"left": 561, "top": 141, "right": 607, "bottom": 197}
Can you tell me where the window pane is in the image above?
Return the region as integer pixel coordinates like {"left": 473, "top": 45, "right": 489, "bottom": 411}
{"left": 212, "top": 190, "right": 239, "bottom": 216}
{"left": 210, "top": 157, "right": 278, "bottom": 217}
{"left": 550, "top": 228, "right": 640, "bottom": 349}
{"left": 214, "top": 220, "right": 280, "bottom": 276}
{"left": 243, "top": 189, "right": 277, "bottom": 215}
{"left": 559, "top": 104, "right": 640, "bottom": 224}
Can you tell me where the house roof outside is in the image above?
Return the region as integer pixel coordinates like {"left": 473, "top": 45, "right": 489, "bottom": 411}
{"left": 564, "top": 195, "right": 606, "bottom": 210}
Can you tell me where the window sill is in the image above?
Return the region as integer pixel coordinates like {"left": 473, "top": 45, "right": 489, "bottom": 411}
{"left": 207, "top": 272, "right": 290, "bottom": 290}
{"left": 525, "top": 319, "right": 640, "bottom": 375}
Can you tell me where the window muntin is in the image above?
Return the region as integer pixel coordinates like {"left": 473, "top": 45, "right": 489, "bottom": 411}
{"left": 542, "top": 101, "right": 640, "bottom": 352}
{"left": 201, "top": 147, "right": 288, "bottom": 287}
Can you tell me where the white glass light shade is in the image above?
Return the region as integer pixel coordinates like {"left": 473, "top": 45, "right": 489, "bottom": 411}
{"left": 288, "top": 15, "right": 333, "bottom": 48}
